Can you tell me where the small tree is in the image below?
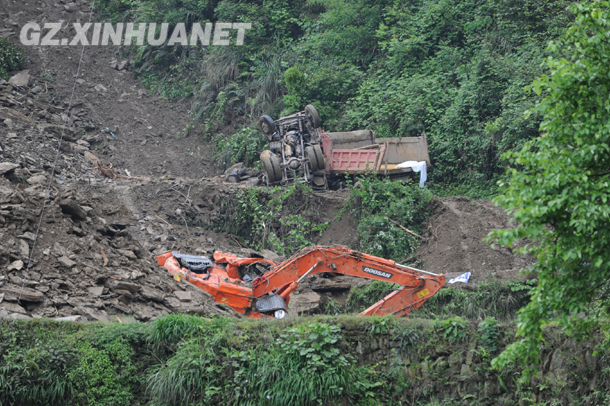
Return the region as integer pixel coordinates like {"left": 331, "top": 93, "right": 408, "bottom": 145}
{"left": 489, "top": 1, "right": 610, "bottom": 378}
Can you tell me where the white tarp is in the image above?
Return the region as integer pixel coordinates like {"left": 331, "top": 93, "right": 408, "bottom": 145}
{"left": 396, "top": 160, "right": 427, "bottom": 188}
{"left": 448, "top": 272, "right": 472, "bottom": 284}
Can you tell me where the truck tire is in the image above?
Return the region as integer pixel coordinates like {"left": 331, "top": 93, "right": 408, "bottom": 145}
{"left": 305, "top": 146, "right": 319, "bottom": 171}
{"left": 261, "top": 150, "right": 282, "bottom": 183}
{"left": 305, "top": 104, "right": 321, "bottom": 128}
{"left": 312, "top": 144, "right": 325, "bottom": 171}
{"left": 259, "top": 115, "right": 276, "bottom": 137}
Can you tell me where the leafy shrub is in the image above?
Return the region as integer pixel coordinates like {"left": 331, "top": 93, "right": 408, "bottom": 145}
{"left": 478, "top": 317, "right": 500, "bottom": 352}
{"left": 435, "top": 316, "right": 469, "bottom": 343}
{"left": 228, "top": 183, "right": 328, "bottom": 255}
{"left": 240, "top": 322, "right": 366, "bottom": 406}
{"left": 70, "top": 339, "right": 138, "bottom": 406}
{"left": 0, "top": 38, "right": 25, "bottom": 79}
{"left": 348, "top": 177, "right": 433, "bottom": 261}
{"left": 0, "top": 341, "right": 77, "bottom": 405}
{"left": 214, "top": 127, "right": 268, "bottom": 169}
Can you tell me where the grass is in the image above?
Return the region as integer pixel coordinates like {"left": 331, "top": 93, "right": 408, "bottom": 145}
{"left": 0, "top": 307, "right": 606, "bottom": 406}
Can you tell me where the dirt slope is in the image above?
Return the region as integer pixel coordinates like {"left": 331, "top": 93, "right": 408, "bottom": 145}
{"left": 415, "top": 197, "right": 534, "bottom": 283}
{"left": 2, "top": 0, "right": 212, "bottom": 178}
{"left": 1, "top": 0, "right": 533, "bottom": 322}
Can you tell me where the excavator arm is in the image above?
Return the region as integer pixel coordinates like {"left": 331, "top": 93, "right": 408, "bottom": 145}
{"left": 252, "top": 246, "right": 445, "bottom": 317}
{"left": 158, "top": 246, "right": 444, "bottom": 318}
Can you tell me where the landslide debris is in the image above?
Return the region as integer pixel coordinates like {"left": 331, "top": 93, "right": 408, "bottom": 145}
{"left": 415, "top": 197, "right": 535, "bottom": 282}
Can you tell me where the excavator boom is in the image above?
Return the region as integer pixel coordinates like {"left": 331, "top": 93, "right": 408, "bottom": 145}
{"left": 158, "top": 246, "right": 444, "bottom": 318}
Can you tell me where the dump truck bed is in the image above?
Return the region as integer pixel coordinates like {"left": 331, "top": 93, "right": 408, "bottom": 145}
{"left": 321, "top": 131, "right": 430, "bottom": 176}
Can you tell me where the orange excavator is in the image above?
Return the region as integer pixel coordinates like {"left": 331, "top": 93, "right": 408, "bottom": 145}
{"left": 157, "top": 246, "right": 445, "bottom": 319}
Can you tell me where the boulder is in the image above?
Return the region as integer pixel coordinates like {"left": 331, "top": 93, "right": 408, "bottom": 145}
{"left": 0, "top": 285, "right": 45, "bottom": 302}
{"left": 286, "top": 291, "right": 320, "bottom": 315}
{"left": 64, "top": 2, "right": 79, "bottom": 12}
{"left": 141, "top": 286, "right": 165, "bottom": 302}
{"left": 110, "top": 280, "right": 141, "bottom": 293}
{"left": 27, "top": 174, "right": 46, "bottom": 185}
{"left": 59, "top": 199, "right": 87, "bottom": 220}
{"left": 0, "top": 302, "right": 28, "bottom": 314}
{"left": 0, "top": 162, "right": 19, "bottom": 175}
{"left": 8, "top": 71, "right": 31, "bottom": 87}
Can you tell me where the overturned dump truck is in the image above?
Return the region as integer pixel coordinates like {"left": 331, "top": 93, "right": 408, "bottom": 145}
{"left": 259, "top": 105, "right": 431, "bottom": 189}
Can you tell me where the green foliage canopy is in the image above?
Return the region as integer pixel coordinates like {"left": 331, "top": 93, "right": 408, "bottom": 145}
{"left": 489, "top": 1, "right": 610, "bottom": 377}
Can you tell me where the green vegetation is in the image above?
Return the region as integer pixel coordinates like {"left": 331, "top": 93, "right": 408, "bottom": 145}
{"left": 345, "top": 281, "right": 399, "bottom": 313}
{"left": 488, "top": 1, "right": 610, "bottom": 379}
{"left": 214, "top": 127, "right": 268, "bottom": 169}
{"left": 478, "top": 317, "right": 500, "bottom": 352}
{"left": 2, "top": 315, "right": 608, "bottom": 405}
{"left": 0, "top": 38, "right": 25, "bottom": 80}
{"left": 215, "top": 182, "right": 328, "bottom": 255}
{"left": 433, "top": 316, "right": 469, "bottom": 343}
{"left": 93, "top": 0, "right": 573, "bottom": 193}
{"left": 326, "top": 279, "right": 533, "bottom": 320}
{"left": 348, "top": 177, "right": 433, "bottom": 261}
{"left": 0, "top": 317, "right": 381, "bottom": 406}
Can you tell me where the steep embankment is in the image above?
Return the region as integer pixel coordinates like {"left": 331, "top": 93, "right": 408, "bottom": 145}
{"left": 2, "top": 316, "right": 607, "bottom": 406}
{"left": 1, "top": 0, "right": 535, "bottom": 323}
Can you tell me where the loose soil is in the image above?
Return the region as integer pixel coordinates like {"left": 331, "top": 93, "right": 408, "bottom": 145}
{"left": 0, "top": 0, "right": 533, "bottom": 321}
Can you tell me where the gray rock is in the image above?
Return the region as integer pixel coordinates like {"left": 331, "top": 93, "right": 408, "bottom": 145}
{"left": 0, "top": 185, "right": 13, "bottom": 203}
{"left": 64, "top": 2, "right": 79, "bottom": 12}
{"left": 0, "top": 302, "right": 28, "bottom": 315}
{"left": 0, "top": 285, "right": 44, "bottom": 302}
{"left": 9, "top": 313, "right": 31, "bottom": 320}
{"left": 58, "top": 256, "right": 77, "bottom": 268}
{"left": 0, "top": 162, "right": 19, "bottom": 175}
{"left": 27, "top": 174, "right": 46, "bottom": 185}
{"left": 117, "top": 249, "right": 137, "bottom": 260}
{"left": 18, "top": 240, "right": 29, "bottom": 258}
{"left": 7, "top": 260, "right": 23, "bottom": 271}
{"left": 133, "top": 303, "right": 156, "bottom": 321}
{"left": 77, "top": 307, "right": 109, "bottom": 322}
{"left": 110, "top": 280, "right": 141, "bottom": 293}
{"left": 287, "top": 291, "right": 320, "bottom": 315}
{"left": 54, "top": 315, "right": 81, "bottom": 321}
{"left": 174, "top": 291, "right": 192, "bottom": 302}
{"left": 261, "top": 249, "right": 283, "bottom": 263}
{"left": 87, "top": 286, "right": 104, "bottom": 296}
{"left": 141, "top": 286, "right": 165, "bottom": 302}
{"left": 8, "top": 70, "right": 31, "bottom": 87}
{"left": 18, "top": 232, "right": 36, "bottom": 242}
{"left": 59, "top": 199, "right": 87, "bottom": 220}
